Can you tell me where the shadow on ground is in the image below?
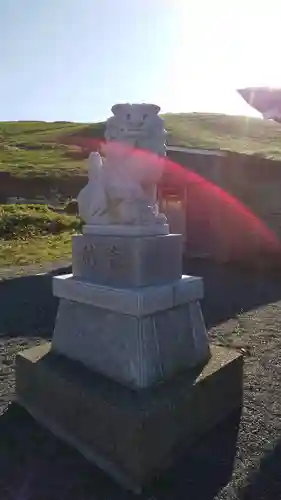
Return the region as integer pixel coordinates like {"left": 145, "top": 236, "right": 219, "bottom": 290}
{"left": 1, "top": 260, "right": 281, "bottom": 337}
{"left": 238, "top": 437, "right": 281, "bottom": 500}
{"left": 0, "top": 266, "right": 71, "bottom": 338}
{"left": 0, "top": 403, "right": 241, "bottom": 500}
{"left": 185, "top": 259, "right": 281, "bottom": 328}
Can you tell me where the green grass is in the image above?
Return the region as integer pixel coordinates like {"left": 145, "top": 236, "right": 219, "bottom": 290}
{"left": 164, "top": 113, "right": 281, "bottom": 157}
{"left": 1, "top": 114, "right": 281, "bottom": 178}
{"left": 0, "top": 204, "right": 80, "bottom": 267}
{"left": 0, "top": 204, "right": 81, "bottom": 239}
{"left": 0, "top": 232, "right": 73, "bottom": 267}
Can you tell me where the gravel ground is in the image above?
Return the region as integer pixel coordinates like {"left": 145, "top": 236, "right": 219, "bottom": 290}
{"left": 0, "top": 260, "right": 280, "bottom": 499}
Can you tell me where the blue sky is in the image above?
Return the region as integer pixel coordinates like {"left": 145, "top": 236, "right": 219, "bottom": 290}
{"left": 1, "top": 0, "right": 280, "bottom": 122}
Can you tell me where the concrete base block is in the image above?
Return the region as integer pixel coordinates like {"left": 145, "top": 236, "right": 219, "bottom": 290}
{"left": 16, "top": 343, "right": 243, "bottom": 493}
{"left": 72, "top": 233, "right": 182, "bottom": 287}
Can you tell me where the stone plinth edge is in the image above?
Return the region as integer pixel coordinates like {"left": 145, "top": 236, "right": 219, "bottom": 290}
{"left": 52, "top": 274, "right": 204, "bottom": 317}
{"left": 83, "top": 224, "right": 170, "bottom": 236}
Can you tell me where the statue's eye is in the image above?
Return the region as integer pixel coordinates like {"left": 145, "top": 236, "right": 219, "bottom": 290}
{"left": 126, "top": 113, "right": 131, "bottom": 120}
{"left": 143, "top": 114, "right": 147, "bottom": 120}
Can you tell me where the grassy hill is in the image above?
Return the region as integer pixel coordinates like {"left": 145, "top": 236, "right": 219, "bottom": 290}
{"left": 1, "top": 113, "right": 281, "bottom": 268}
{"left": 1, "top": 113, "right": 281, "bottom": 179}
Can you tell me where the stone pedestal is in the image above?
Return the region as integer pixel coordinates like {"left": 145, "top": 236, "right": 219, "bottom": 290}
{"left": 15, "top": 226, "right": 244, "bottom": 490}
{"left": 72, "top": 233, "right": 182, "bottom": 287}
{"left": 16, "top": 343, "right": 243, "bottom": 493}
{"left": 52, "top": 274, "right": 209, "bottom": 389}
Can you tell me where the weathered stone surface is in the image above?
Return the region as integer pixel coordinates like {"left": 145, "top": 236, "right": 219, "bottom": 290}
{"left": 52, "top": 274, "right": 204, "bottom": 316}
{"left": 16, "top": 343, "right": 243, "bottom": 492}
{"left": 83, "top": 224, "right": 170, "bottom": 236}
{"left": 52, "top": 297, "right": 210, "bottom": 389}
{"left": 72, "top": 233, "right": 182, "bottom": 287}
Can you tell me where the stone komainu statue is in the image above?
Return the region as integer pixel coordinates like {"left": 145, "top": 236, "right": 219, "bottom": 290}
{"left": 77, "top": 103, "right": 167, "bottom": 226}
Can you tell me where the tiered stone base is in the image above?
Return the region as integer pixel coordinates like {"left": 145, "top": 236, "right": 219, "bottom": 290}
{"left": 15, "top": 229, "right": 244, "bottom": 491}
{"left": 16, "top": 343, "right": 243, "bottom": 493}
{"left": 52, "top": 274, "right": 210, "bottom": 389}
